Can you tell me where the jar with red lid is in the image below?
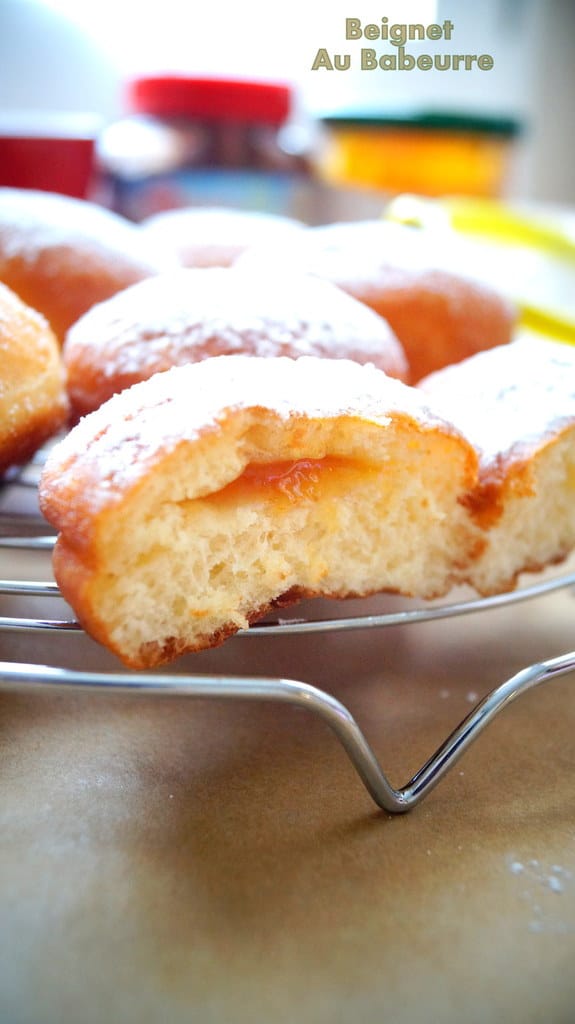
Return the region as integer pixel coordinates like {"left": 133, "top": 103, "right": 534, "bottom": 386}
{"left": 97, "top": 75, "right": 310, "bottom": 221}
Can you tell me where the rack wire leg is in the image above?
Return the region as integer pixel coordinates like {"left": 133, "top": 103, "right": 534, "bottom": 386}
{"left": 1, "top": 655, "right": 574, "bottom": 813}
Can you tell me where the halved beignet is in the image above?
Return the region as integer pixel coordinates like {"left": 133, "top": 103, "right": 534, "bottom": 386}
{"left": 39, "top": 355, "right": 480, "bottom": 668}
{"left": 420, "top": 337, "right": 575, "bottom": 593}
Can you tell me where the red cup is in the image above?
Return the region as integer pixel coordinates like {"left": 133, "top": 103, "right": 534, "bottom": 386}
{"left": 0, "top": 114, "right": 100, "bottom": 199}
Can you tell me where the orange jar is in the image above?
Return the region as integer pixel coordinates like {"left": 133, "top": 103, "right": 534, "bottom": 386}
{"left": 316, "top": 110, "right": 521, "bottom": 199}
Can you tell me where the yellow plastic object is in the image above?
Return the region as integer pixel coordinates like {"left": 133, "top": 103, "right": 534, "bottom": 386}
{"left": 319, "top": 127, "right": 513, "bottom": 199}
{"left": 385, "top": 195, "right": 575, "bottom": 344}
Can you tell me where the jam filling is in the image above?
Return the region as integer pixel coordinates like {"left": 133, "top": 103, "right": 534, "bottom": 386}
{"left": 212, "top": 456, "right": 369, "bottom": 505}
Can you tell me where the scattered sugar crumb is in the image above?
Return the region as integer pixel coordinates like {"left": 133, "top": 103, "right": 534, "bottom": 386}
{"left": 552, "top": 865, "right": 572, "bottom": 878}
{"left": 506, "top": 854, "right": 575, "bottom": 933}
{"left": 548, "top": 876, "right": 564, "bottom": 893}
{"left": 439, "top": 689, "right": 450, "bottom": 699}
{"left": 466, "top": 691, "right": 479, "bottom": 703}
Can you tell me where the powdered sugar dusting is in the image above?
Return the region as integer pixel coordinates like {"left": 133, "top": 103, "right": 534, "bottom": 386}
{"left": 421, "top": 337, "right": 575, "bottom": 472}
{"left": 63, "top": 266, "right": 410, "bottom": 415}
{"left": 237, "top": 218, "right": 502, "bottom": 295}
{"left": 0, "top": 187, "right": 169, "bottom": 272}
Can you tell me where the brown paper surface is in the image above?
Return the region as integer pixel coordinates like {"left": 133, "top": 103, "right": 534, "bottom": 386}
{"left": 1, "top": 534, "right": 575, "bottom": 1023}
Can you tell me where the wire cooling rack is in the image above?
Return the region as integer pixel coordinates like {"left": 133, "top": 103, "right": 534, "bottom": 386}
{"left": 1, "top": 452, "right": 575, "bottom": 814}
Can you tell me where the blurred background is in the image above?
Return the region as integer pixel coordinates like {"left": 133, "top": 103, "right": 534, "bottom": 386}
{"left": 0, "top": 0, "right": 573, "bottom": 209}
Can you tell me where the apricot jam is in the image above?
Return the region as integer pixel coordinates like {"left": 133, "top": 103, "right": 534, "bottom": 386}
{"left": 211, "top": 457, "right": 374, "bottom": 506}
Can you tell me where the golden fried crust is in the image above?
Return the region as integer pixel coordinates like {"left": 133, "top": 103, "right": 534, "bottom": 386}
{"left": 354, "top": 267, "right": 515, "bottom": 385}
{"left": 0, "top": 281, "right": 69, "bottom": 473}
{"left": 237, "top": 220, "right": 517, "bottom": 383}
{"left": 0, "top": 188, "right": 174, "bottom": 343}
{"left": 62, "top": 267, "right": 409, "bottom": 418}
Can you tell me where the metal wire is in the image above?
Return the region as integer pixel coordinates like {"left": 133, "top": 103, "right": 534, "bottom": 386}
{"left": 1, "top": 458, "right": 575, "bottom": 813}
{"left": 1, "top": 653, "right": 574, "bottom": 813}
{"left": 0, "top": 536, "right": 56, "bottom": 550}
{"left": 0, "top": 567, "right": 574, "bottom": 636}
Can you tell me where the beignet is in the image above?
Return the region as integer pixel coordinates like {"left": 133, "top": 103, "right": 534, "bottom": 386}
{"left": 237, "top": 220, "right": 517, "bottom": 382}
{"left": 142, "top": 206, "right": 306, "bottom": 268}
{"left": 63, "top": 267, "right": 408, "bottom": 418}
{"left": 0, "top": 188, "right": 173, "bottom": 343}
